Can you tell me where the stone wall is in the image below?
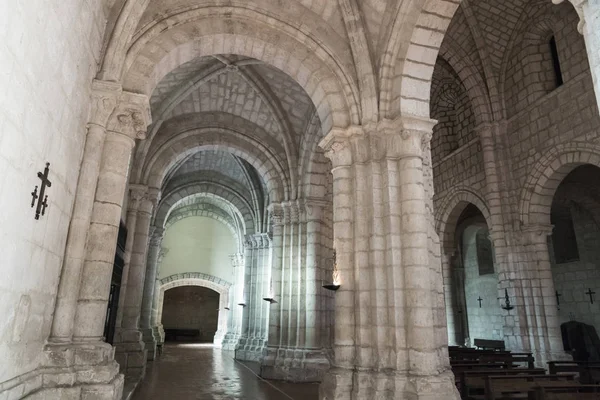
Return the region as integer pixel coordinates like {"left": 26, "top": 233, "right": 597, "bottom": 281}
{"left": 0, "top": 0, "right": 108, "bottom": 390}
{"left": 162, "top": 286, "right": 220, "bottom": 342}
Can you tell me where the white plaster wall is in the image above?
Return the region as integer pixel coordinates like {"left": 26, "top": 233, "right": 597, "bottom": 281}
{"left": 0, "top": 0, "right": 107, "bottom": 385}
{"left": 463, "top": 226, "right": 504, "bottom": 342}
{"left": 159, "top": 217, "right": 236, "bottom": 282}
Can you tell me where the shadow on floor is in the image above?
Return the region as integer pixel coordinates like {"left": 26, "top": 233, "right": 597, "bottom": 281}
{"left": 131, "top": 344, "right": 320, "bottom": 400}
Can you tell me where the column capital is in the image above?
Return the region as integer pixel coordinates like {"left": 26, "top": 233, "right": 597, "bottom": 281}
{"left": 230, "top": 253, "right": 244, "bottom": 267}
{"left": 319, "top": 114, "right": 438, "bottom": 166}
{"left": 89, "top": 79, "right": 122, "bottom": 128}
{"left": 106, "top": 91, "right": 151, "bottom": 141}
{"left": 128, "top": 184, "right": 148, "bottom": 211}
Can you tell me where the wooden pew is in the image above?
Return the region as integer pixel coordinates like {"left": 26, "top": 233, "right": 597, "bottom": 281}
{"left": 483, "top": 375, "right": 577, "bottom": 400}
{"left": 452, "top": 363, "right": 509, "bottom": 389}
{"left": 548, "top": 361, "right": 600, "bottom": 384}
{"left": 460, "top": 368, "right": 546, "bottom": 399}
{"left": 533, "top": 385, "right": 600, "bottom": 400}
{"left": 480, "top": 352, "right": 536, "bottom": 369}
{"left": 474, "top": 339, "right": 506, "bottom": 351}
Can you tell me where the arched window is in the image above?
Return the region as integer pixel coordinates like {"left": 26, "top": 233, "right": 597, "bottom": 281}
{"left": 549, "top": 35, "right": 564, "bottom": 88}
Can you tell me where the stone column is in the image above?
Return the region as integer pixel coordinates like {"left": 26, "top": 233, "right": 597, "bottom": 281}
{"left": 222, "top": 252, "right": 245, "bottom": 349}
{"left": 318, "top": 117, "right": 460, "bottom": 400}
{"left": 217, "top": 253, "right": 243, "bottom": 347}
{"left": 114, "top": 186, "right": 159, "bottom": 379}
{"left": 151, "top": 248, "right": 167, "bottom": 345}
{"left": 261, "top": 202, "right": 330, "bottom": 382}
{"left": 40, "top": 87, "right": 150, "bottom": 399}
{"left": 49, "top": 80, "right": 120, "bottom": 343}
{"left": 114, "top": 184, "right": 146, "bottom": 331}
{"left": 235, "top": 234, "right": 272, "bottom": 360}
{"left": 72, "top": 92, "right": 150, "bottom": 342}
{"left": 506, "top": 225, "right": 564, "bottom": 364}
{"left": 140, "top": 227, "right": 164, "bottom": 360}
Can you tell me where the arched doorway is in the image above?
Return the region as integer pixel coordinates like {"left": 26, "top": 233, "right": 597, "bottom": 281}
{"left": 158, "top": 273, "right": 232, "bottom": 347}
{"left": 445, "top": 203, "right": 501, "bottom": 346}
{"left": 548, "top": 165, "right": 600, "bottom": 338}
{"left": 162, "top": 286, "right": 221, "bottom": 343}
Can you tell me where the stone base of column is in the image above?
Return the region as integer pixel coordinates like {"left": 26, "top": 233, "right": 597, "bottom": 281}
{"left": 141, "top": 328, "right": 158, "bottom": 360}
{"left": 221, "top": 332, "right": 241, "bottom": 351}
{"left": 22, "top": 342, "right": 125, "bottom": 400}
{"left": 153, "top": 324, "right": 165, "bottom": 344}
{"left": 235, "top": 336, "right": 267, "bottom": 362}
{"left": 114, "top": 330, "right": 148, "bottom": 381}
{"left": 260, "top": 347, "right": 330, "bottom": 383}
{"left": 320, "top": 368, "right": 460, "bottom": 400}
{"left": 214, "top": 329, "right": 227, "bottom": 348}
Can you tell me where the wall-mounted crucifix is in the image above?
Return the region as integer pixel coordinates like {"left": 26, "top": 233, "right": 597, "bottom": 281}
{"left": 586, "top": 288, "right": 596, "bottom": 305}
{"left": 477, "top": 296, "right": 483, "bottom": 308}
{"left": 31, "top": 162, "right": 51, "bottom": 220}
{"left": 555, "top": 290, "right": 562, "bottom": 310}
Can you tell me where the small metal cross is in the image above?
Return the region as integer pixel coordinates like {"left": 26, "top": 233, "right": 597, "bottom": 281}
{"left": 586, "top": 288, "right": 596, "bottom": 305}
{"left": 555, "top": 290, "right": 562, "bottom": 310}
{"left": 477, "top": 296, "right": 483, "bottom": 308}
{"left": 32, "top": 163, "right": 51, "bottom": 220}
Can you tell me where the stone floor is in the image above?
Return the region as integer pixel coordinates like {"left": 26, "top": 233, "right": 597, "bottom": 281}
{"left": 131, "top": 344, "right": 320, "bottom": 399}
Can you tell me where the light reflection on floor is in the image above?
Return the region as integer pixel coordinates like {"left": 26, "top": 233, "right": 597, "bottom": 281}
{"left": 132, "top": 343, "right": 320, "bottom": 400}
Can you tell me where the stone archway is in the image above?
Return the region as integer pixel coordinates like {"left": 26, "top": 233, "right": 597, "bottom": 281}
{"left": 157, "top": 273, "right": 232, "bottom": 347}
{"left": 519, "top": 143, "right": 600, "bottom": 227}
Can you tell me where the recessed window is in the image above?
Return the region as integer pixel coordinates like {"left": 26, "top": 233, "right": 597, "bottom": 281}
{"left": 551, "top": 208, "right": 579, "bottom": 263}
{"left": 476, "top": 230, "right": 495, "bottom": 275}
{"left": 549, "top": 36, "right": 564, "bottom": 87}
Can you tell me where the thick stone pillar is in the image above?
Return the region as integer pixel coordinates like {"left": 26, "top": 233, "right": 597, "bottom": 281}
{"left": 140, "top": 227, "right": 164, "bottom": 360}
{"left": 236, "top": 234, "right": 271, "bottom": 360}
{"left": 505, "top": 225, "right": 565, "bottom": 364}
{"left": 40, "top": 86, "right": 150, "bottom": 399}
{"left": 318, "top": 117, "right": 459, "bottom": 400}
{"left": 49, "top": 80, "right": 120, "bottom": 343}
{"left": 222, "top": 252, "right": 245, "bottom": 349}
{"left": 114, "top": 186, "right": 159, "bottom": 379}
{"left": 261, "top": 202, "right": 330, "bottom": 382}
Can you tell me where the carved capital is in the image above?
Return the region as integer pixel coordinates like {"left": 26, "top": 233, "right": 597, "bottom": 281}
{"left": 107, "top": 91, "right": 151, "bottom": 140}
{"left": 128, "top": 184, "right": 148, "bottom": 209}
{"left": 89, "top": 80, "right": 122, "bottom": 128}
{"left": 319, "top": 115, "right": 436, "bottom": 165}
{"left": 319, "top": 125, "right": 364, "bottom": 168}
{"left": 268, "top": 203, "right": 285, "bottom": 226}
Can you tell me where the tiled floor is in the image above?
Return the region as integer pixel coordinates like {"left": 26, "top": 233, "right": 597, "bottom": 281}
{"left": 132, "top": 344, "right": 320, "bottom": 400}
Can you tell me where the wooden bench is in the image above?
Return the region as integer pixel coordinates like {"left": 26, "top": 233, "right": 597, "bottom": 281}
{"left": 474, "top": 339, "right": 506, "bottom": 351}
{"left": 533, "top": 385, "right": 600, "bottom": 399}
{"left": 483, "top": 374, "right": 577, "bottom": 400}
{"left": 480, "top": 352, "right": 536, "bottom": 369}
{"left": 548, "top": 361, "right": 600, "bottom": 384}
{"left": 460, "top": 368, "right": 547, "bottom": 399}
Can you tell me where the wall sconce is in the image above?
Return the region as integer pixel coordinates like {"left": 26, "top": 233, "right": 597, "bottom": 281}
{"left": 263, "top": 285, "right": 278, "bottom": 304}
{"left": 499, "top": 288, "right": 514, "bottom": 311}
{"left": 322, "top": 249, "right": 341, "bottom": 291}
